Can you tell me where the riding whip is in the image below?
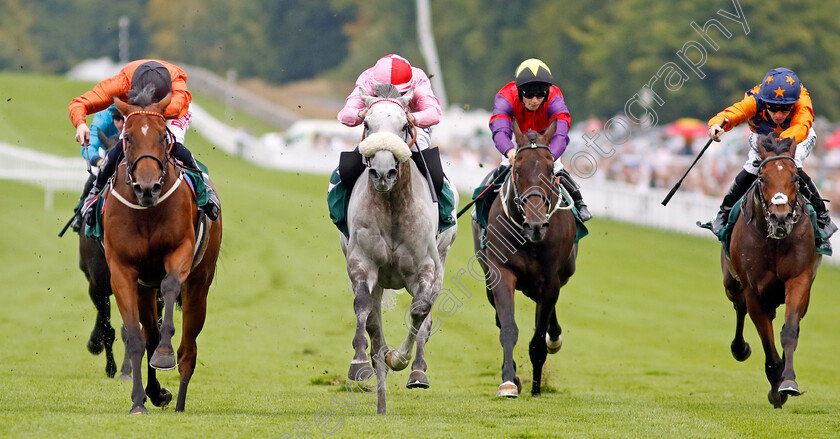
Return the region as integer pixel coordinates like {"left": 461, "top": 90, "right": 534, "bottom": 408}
{"left": 661, "top": 118, "right": 728, "bottom": 206}
{"left": 456, "top": 166, "right": 511, "bottom": 219}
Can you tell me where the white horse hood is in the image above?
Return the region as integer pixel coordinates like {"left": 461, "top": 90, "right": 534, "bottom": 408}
{"left": 358, "top": 132, "right": 412, "bottom": 163}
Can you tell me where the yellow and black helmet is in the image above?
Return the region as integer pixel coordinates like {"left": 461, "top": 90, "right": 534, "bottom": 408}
{"left": 514, "top": 59, "right": 553, "bottom": 88}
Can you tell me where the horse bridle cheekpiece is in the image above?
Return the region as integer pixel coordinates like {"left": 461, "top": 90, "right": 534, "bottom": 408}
{"left": 755, "top": 155, "right": 802, "bottom": 237}
{"left": 122, "top": 110, "right": 173, "bottom": 187}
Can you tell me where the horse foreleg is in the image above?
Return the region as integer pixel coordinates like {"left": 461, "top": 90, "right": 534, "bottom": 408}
{"left": 348, "top": 260, "right": 375, "bottom": 381}
{"left": 406, "top": 314, "right": 433, "bottom": 389}
{"left": 546, "top": 309, "right": 562, "bottom": 354}
{"left": 365, "top": 287, "right": 388, "bottom": 415}
{"left": 778, "top": 278, "right": 812, "bottom": 398}
{"left": 151, "top": 248, "right": 192, "bottom": 371}
{"left": 110, "top": 265, "right": 148, "bottom": 414}
{"left": 746, "top": 293, "right": 785, "bottom": 408}
{"left": 175, "top": 283, "right": 209, "bottom": 412}
{"left": 530, "top": 299, "right": 558, "bottom": 396}
{"left": 119, "top": 325, "right": 132, "bottom": 380}
{"left": 86, "top": 281, "right": 117, "bottom": 377}
{"left": 491, "top": 273, "right": 519, "bottom": 397}
{"left": 730, "top": 297, "right": 751, "bottom": 362}
{"left": 139, "top": 286, "right": 171, "bottom": 409}
{"left": 386, "top": 263, "right": 436, "bottom": 373}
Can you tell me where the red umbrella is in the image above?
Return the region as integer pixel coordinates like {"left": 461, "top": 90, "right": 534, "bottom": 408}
{"left": 665, "top": 118, "right": 708, "bottom": 139}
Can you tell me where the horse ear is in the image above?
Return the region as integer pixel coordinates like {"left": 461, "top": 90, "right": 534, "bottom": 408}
{"left": 397, "top": 87, "right": 414, "bottom": 108}
{"left": 781, "top": 137, "right": 796, "bottom": 155}
{"left": 153, "top": 92, "right": 172, "bottom": 113}
{"left": 757, "top": 134, "right": 773, "bottom": 157}
{"left": 113, "top": 97, "right": 131, "bottom": 117}
{"left": 359, "top": 87, "right": 375, "bottom": 107}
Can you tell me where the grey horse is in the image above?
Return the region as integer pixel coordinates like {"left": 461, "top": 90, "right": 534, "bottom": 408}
{"left": 340, "top": 84, "right": 458, "bottom": 414}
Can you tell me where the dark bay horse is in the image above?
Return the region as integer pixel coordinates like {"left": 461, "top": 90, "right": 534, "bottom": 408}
{"left": 105, "top": 88, "right": 222, "bottom": 414}
{"left": 341, "top": 84, "right": 458, "bottom": 414}
{"left": 79, "top": 131, "right": 130, "bottom": 380}
{"left": 723, "top": 135, "right": 821, "bottom": 408}
{"left": 471, "top": 127, "right": 578, "bottom": 397}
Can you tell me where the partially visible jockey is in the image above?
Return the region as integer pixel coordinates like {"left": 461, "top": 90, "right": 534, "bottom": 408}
{"left": 69, "top": 59, "right": 220, "bottom": 224}
{"left": 329, "top": 54, "right": 456, "bottom": 236}
{"left": 69, "top": 105, "right": 123, "bottom": 232}
{"left": 700, "top": 67, "right": 836, "bottom": 248}
{"left": 487, "top": 58, "right": 591, "bottom": 221}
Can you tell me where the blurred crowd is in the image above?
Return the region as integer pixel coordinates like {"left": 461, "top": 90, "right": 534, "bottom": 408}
{"left": 278, "top": 112, "right": 840, "bottom": 209}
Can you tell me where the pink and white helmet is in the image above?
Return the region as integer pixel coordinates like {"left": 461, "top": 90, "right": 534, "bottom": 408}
{"left": 372, "top": 54, "right": 413, "bottom": 93}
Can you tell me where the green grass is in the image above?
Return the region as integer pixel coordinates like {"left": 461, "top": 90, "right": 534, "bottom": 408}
{"left": 2, "top": 72, "right": 840, "bottom": 438}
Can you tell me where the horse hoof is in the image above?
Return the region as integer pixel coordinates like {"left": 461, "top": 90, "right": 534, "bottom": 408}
{"left": 152, "top": 388, "right": 173, "bottom": 408}
{"left": 348, "top": 361, "right": 374, "bottom": 381}
{"left": 546, "top": 334, "right": 563, "bottom": 354}
{"left": 496, "top": 381, "right": 519, "bottom": 398}
{"left": 385, "top": 350, "right": 410, "bottom": 371}
{"left": 87, "top": 338, "right": 104, "bottom": 355}
{"left": 406, "top": 370, "right": 430, "bottom": 389}
{"left": 767, "top": 390, "right": 789, "bottom": 408}
{"left": 730, "top": 340, "right": 751, "bottom": 362}
{"left": 106, "top": 362, "right": 117, "bottom": 379}
{"left": 129, "top": 405, "right": 149, "bottom": 415}
{"left": 779, "top": 380, "right": 800, "bottom": 396}
{"left": 118, "top": 373, "right": 132, "bottom": 381}
{"left": 149, "top": 351, "right": 176, "bottom": 370}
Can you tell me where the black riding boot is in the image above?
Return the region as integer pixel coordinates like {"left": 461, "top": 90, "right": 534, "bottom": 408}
{"left": 81, "top": 144, "right": 123, "bottom": 226}
{"left": 71, "top": 173, "right": 98, "bottom": 231}
{"left": 171, "top": 143, "right": 220, "bottom": 220}
{"left": 700, "top": 169, "right": 756, "bottom": 235}
{"left": 556, "top": 169, "right": 592, "bottom": 221}
{"left": 798, "top": 169, "right": 837, "bottom": 243}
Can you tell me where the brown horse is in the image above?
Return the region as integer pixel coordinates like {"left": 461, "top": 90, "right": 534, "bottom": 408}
{"left": 471, "top": 126, "right": 578, "bottom": 397}
{"left": 105, "top": 87, "right": 222, "bottom": 414}
{"left": 723, "top": 135, "right": 821, "bottom": 408}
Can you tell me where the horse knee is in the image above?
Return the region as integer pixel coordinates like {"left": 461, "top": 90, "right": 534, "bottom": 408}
{"left": 409, "top": 300, "right": 432, "bottom": 321}
{"left": 124, "top": 329, "right": 146, "bottom": 356}
{"left": 160, "top": 274, "right": 181, "bottom": 297}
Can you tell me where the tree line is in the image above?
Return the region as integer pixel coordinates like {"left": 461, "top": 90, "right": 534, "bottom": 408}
{"left": 3, "top": 0, "right": 840, "bottom": 122}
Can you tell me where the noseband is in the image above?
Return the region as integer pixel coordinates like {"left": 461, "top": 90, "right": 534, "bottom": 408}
{"left": 754, "top": 155, "right": 802, "bottom": 238}
{"left": 122, "top": 111, "right": 172, "bottom": 187}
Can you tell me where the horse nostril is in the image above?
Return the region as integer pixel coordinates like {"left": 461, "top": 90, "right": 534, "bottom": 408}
{"left": 387, "top": 169, "right": 397, "bottom": 179}
{"left": 152, "top": 183, "right": 162, "bottom": 193}
{"left": 369, "top": 169, "right": 379, "bottom": 179}
{"left": 541, "top": 222, "right": 549, "bottom": 230}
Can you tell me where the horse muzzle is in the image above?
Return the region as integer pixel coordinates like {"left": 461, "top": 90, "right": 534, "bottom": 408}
{"left": 766, "top": 211, "right": 794, "bottom": 239}
{"left": 522, "top": 220, "right": 549, "bottom": 243}
{"left": 132, "top": 182, "right": 163, "bottom": 207}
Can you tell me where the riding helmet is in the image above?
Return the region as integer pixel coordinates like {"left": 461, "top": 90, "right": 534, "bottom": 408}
{"left": 758, "top": 67, "right": 801, "bottom": 105}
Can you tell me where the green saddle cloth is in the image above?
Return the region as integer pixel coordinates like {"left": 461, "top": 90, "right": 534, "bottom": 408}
{"left": 327, "top": 168, "right": 457, "bottom": 238}
{"left": 718, "top": 192, "right": 831, "bottom": 257}
{"left": 472, "top": 176, "right": 588, "bottom": 249}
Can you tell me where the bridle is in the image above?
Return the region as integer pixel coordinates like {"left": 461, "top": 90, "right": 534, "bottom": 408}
{"left": 121, "top": 110, "right": 174, "bottom": 188}
{"left": 753, "top": 155, "right": 803, "bottom": 238}
{"left": 360, "top": 98, "right": 418, "bottom": 157}
{"left": 503, "top": 143, "right": 568, "bottom": 228}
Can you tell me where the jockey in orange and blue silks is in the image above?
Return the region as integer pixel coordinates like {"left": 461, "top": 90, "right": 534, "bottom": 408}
{"left": 487, "top": 58, "right": 590, "bottom": 221}
{"left": 701, "top": 67, "right": 836, "bottom": 247}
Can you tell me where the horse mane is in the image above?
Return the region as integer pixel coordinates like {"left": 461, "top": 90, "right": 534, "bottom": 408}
{"left": 759, "top": 135, "right": 795, "bottom": 155}
{"left": 371, "top": 83, "right": 401, "bottom": 99}
{"left": 127, "top": 84, "right": 158, "bottom": 107}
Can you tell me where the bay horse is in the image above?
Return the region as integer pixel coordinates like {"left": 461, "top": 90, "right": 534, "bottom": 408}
{"left": 341, "top": 84, "right": 458, "bottom": 414}
{"left": 471, "top": 127, "right": 578, "bottom": 397}
{"left": 105, "top": 86, "right": 222, "bottom": 414}
{"left": 723, "top": 134, "right": 821, "bottom": 408}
